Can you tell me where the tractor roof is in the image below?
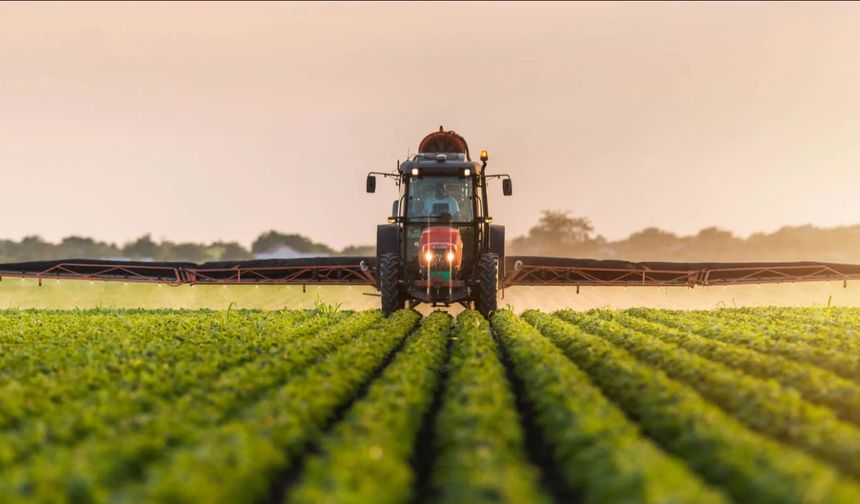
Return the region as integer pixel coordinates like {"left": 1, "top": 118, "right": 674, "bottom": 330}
{"left": 398, "top": 154, "right": 482, "bottom": 175}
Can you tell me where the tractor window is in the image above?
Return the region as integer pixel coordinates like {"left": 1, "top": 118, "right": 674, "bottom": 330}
{"left": 406, "top": 176, "right": 474, "bottom": 222}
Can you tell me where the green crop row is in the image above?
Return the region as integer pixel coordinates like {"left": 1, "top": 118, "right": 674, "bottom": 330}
{"left": 286, "top": 311, "right": 451, "bottom": 504}
{"left": 558, "top": 309, "right": 860, "bottom": 479}
{"left": 429, "top": 310, "right": 547, "bottom": 504}
{"left": 2, "top": 307, "right": 860, "bottom": 502}
{"left": 523, "top": 311, "right": 860, "bottom": 504}
{"left": 678, "top": 308, "right": 860, "bottom": 354}
{"left": 0, "top": 310, "right": 355, "bottom": 467}
{"left": 0, "top": 309, "right": 316, "bottom": 431}
{"left": 119, "top": 308, "right": 422, "bottom": 504}
{"left": 0, "top": 310, "right": 385, "bottom": 503}
{"left": 629, "top": 308, "right": 860, "bottom": 382}
{"left": 608, "top": 310, "right": 860, "bottom": 426}
{"left": 0, "top": 310, "right": 341, "bottom": 467}
{"left": 492, "top": 310, "right": 727, "bottom": 504}
{"left": 727, "top": 307, "right": 860, "bottom": 346}
{"left": 0, "top": 309, "right": 310, "bottom": 384}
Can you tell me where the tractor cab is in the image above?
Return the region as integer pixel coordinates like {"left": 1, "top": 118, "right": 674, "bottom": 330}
{"left": 400, "top": 155, "right": 480, "bottom": 302}
{"left": 366, "top": 127, "right": 512, "bottom": 316}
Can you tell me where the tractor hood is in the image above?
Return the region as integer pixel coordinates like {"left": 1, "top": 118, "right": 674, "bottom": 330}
{"left": 418, "top": 226, "right": 464, "bottom": 267}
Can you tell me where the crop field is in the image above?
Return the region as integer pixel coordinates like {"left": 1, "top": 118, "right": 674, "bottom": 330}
{"left": 2, "top": 307, "right": 860, "bottom": 503}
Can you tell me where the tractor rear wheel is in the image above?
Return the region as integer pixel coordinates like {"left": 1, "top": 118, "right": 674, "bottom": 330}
{"left": 378, "top": 253, "right": 405, "bottom": 316}
{"left": 474, "top": 252, "right": 499, "bottom": 317}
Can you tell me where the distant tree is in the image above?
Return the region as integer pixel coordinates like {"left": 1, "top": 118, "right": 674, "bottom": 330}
{"left": 57, "top": 236, "right": 120, "bottom": 259}
{"left": 625, "top": 227, "right": 680, "bottom": 247}
{"left": 613, "top": 227, "right": 684, "bottom": 261}
{"left": 163, "top": 242, "right": 210, "bottom": 263}
{"left": 16, "top": 235, "right": 54, "bottom": 261}
{"left": 339, "top": 245, "right": 375, "bottom": 256}
{"left": 251, "top": 231, "right": 335, "bottom": 255}
{"left": 529, "top": 211, "right": 595, "bottom": 245}
{"left": 687, "top": 227, "right": 743, "bottom": 261}
{"left": 207, "top": 241, "right": 253, "bottom": 261}
{"left": 510, "top": 211, "right": 596, "bottom": 255}
{"left": 123, "top": 234, "right": 160, "bottom": 259}
{"left": 0, "top": 240, "right": 16, "bottom": 262}
{"left": 694, "top": 227, "right": 736, "bottom": 243}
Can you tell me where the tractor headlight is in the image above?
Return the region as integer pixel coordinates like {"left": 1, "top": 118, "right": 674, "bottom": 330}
{"left": 463, "top": 168, "right": 471, "bottom": 177}
{"left": 424, "top": 251, "right": 434, "bottom": 263}
{"left": 411, "top": 168, "right": 420, "bottom": 176}
{"left": 446, "top": 251, "right": 455, "bottom": 262}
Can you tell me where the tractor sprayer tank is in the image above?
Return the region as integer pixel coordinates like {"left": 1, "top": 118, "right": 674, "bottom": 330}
{"left": 365, "top": 127, "right": 512, "bottom": 199}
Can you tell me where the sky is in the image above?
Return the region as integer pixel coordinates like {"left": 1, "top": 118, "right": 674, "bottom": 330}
{"left": 1, "top": 2, "right": 859, "bottom": 249}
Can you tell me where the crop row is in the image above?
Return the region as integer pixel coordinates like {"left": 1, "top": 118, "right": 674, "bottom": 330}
{"left": 607, "top": 310, "right": 860, "bottom": 425}
{"left": 728, "top": 307, "right": 860, "bottom": 343}
{"left": 0, "top": 309, "right": 311, "bottom": 384}
{"left": 0, "top": 309, "right": 318, "bottom": 431}
{"left": 119, "top": 309, "right": 422, "bottom": 504}
{"left": 429, "top": 310, "right": 547, "bottom": 504}
{"left": 629, "top": 308, "right": 860, "bottom": 382}
{"left": 3, "top": 307, "right": 860, "bottom": 503}
{"left": 286, "top": 311, "right": 450, "bottom": 504}
{"left": 669, "top": 308, "right": 860, "bottom": 353}
{"left": 492, "top": 310, "right": 727, "bottom": 503}
{"left": 523, "top": 311, "right": 860, "bottom": 503}
{"left": 0, "top": 310, "right": 389, "bottom": 502}
{"left": 0, "top": 310, "right": 344, "bottom": 467}
{"left": 558, "top": 309, "right": 860, "bottom": 478}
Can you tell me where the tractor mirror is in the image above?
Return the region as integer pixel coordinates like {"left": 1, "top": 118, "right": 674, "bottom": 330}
{"left": 391, "top": 200, "right": 399, "bottom": 217}
{"left": 502, "top": 178, "right": 513, "bottom": 196}
{"left": 366, "top": 175, "right": 377, "bottom": 193}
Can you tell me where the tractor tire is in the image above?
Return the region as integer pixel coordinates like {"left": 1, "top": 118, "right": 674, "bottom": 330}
{"left": 474, "top": 252, "right": 499, "bottom": 318}
{"left": 378, "top": 253, "right": 405, "bottom": 316}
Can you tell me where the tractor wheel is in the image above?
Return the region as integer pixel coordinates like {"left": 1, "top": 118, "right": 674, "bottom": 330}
{"left": 474, "top": 252, "right": 499, "bottom": 318}
{"left": 378, "top": 253, "right": 405, "bottom": 316}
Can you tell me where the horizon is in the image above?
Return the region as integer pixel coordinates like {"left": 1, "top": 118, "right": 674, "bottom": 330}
{"left": 3, "top": 3, "right": 860, "bottom": 249}
{"left": 3, "top": 218, "right": 858, "bottom": 250}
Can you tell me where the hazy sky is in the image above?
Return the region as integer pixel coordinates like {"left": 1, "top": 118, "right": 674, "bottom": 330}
{"left": 2, "top": 2, "right": 859, "bottom": 249}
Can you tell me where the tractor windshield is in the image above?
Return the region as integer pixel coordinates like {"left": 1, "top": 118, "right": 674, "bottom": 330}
{"left": 406, "top": 176, "right": 474, "bottom": 222}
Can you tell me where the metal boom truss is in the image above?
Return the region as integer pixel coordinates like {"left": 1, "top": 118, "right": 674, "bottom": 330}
{"left": 1, "top": 257, "right": 860, "bottom": 289}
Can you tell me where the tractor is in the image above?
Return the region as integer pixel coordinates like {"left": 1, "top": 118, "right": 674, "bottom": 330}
{"left": 365, "top": 127, "right": 512, "bottom": 316}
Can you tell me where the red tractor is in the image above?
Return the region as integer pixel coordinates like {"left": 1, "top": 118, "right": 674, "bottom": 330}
{"left": 366, "top": 127, "right": 512, "bottom": 316}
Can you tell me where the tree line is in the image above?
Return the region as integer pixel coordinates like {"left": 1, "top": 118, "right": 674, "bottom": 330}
{"left": 2, "top": 212, "right": 859, "bottom": 263}
{"left": 0, "top": 231, "right": 373, "bottom": 263}
{"left": 510, "top": 211, "right": 860, "bottom": 263}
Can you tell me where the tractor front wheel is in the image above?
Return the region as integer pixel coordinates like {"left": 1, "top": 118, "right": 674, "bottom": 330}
{"left": 474, "top": 252, "right": 499, "bottom": 317}
{"left": 378, "top": 253, "right": 405, "bottom": 316}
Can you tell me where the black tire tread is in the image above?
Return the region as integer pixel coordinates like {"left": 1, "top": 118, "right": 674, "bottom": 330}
{"left": 475, "top": 253, "right": 499, "bottom": 317}
{"left": 379, "top": 253, "right": 404, "bottom": 316}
